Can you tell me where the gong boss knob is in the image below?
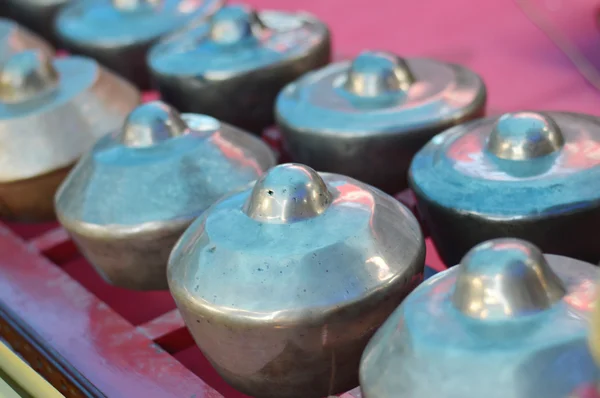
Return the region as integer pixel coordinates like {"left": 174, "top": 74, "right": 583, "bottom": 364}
{"left": 360, "top": 238, "right": 598, "bottom": 398}
{"left": 0, "top": 49, "right": 139, "bottom": 221}
{"left": 410, "top": 111, "right": 600, "bottom": 266}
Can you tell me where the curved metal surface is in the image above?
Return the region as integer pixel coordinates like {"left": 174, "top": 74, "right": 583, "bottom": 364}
{"left": 0, "top": 49, "right": 60, "bottom": 104}
{"left": 451, "top": 239, "right": 568, "bottom": 320}
{"left": 55, "top": 0, "right": 224, "bottom": 87}
{"left": 0, "top": 0, "right": 597, "bottom": 397}
{"left": 56, "top": 101, "right": 276, "bottom": 290}
{"left": 0, "top": 51, "right": 139, "bottom": 221}
{"left": 409, "top": 111, "right": 600, "bottom": 265}
{"left": 0, "top": 52, "right": 139, "bottom": 182}
{"left": 149, "top": 5, "right": 331, "bottom": 133}
{"left": 0, "top": 18, "right": 54, "bottom": 63}
{"left": 168, "top": 163, "right": 425, "bottom": 398}
{"left": 486, "top": 112, "right": 565, "bottom": 161}
{"left": 360, "top": 238, "right": 599, "bottom": 398}
{"left": 276, "top": 50, "right": 487, "bottom": 193}
{"left": 410, "top": 111, "right": 600, "bottom": 217}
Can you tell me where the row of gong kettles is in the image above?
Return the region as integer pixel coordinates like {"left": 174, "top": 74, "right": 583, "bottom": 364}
{"left": 2, "top": 2, "right": 600, "bottom": 398}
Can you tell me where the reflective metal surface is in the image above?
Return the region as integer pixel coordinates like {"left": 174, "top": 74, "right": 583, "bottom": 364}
{"left": 0, "top": 50, "right": 59, "bottom": 103}
{"left": 410, "top": 111, "right": 600, "bottom": 265}
{"left": 0, "top": 50, "right": 139, "bottom": 221}
{"left": 149, "top": 5, "right": 331, "bottom": 133}
{"left": 242, "top": 164, "right": 333, "bottom": 222}
{"left": 0, "top": 0, "right": 68, "bottom": 44}
{"left": 452, "top": 239, "right": 567, "bottom": 319}
{"left": 360, "top": 238, "right": 600, "bottom": 398}
{"left": 486, "top": 112, "right": 564, "bottom": 160}
{"left": 55, "top": 0, "right": 224, "bottom": 88}
{"left": 0, "top": 18, "right": 54, "bottom": 63}
{"left": 56, "top": 101, "right": 276, "bottom": 291}
{"left": 168, "top": 163, "right": 425, "bottom": 398}
{"left": 275, "top": 50, "right": 487, "bottom": 193}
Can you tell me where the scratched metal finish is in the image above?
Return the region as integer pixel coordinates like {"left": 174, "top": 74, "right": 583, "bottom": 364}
{"left": 409, "top": 111, "right": 600, "bottom": 265}
{"left": 360, "top": 239, "right": 600, "bottom": 398}
{"left": 55, "top": 0, "right": 224, "bottom": 88}
{"left": 149, "top": 5, "right": 331, "bottom": 133}
{"left": 275, "top": 51, "right": 486, "bottom": 193}
{"left": 0, "top": 0, "right": 68, "bottom": 44}
{"left": 168, "top": 163, "right": 425, "bottom": 398}
{"left": 56, "top": 102, "right": 276, "bottom": 290}
{"left": 0, "top": 18, "right": 54, "bottom": 63}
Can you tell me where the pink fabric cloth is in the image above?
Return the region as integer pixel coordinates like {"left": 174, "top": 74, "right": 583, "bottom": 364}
{"left": 245, "top": 0, "right": 600, "bottom": 116}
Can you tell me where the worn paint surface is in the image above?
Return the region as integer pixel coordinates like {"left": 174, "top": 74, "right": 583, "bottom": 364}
{"left": 0, "top": 224, "right": 225, "bottom": 398}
